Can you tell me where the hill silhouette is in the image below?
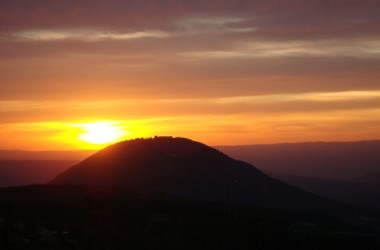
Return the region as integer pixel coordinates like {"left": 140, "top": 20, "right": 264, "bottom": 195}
{"left": 51, "top": 137, "right": 366, "bottom": 216}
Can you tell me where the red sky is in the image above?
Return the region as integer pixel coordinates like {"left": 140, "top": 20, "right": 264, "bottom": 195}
{"left": 1, "top": 0, "right": 380, "bottom": 150}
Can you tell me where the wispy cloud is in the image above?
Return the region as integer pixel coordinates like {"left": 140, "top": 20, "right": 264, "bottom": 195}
{"left": 1, "top": 0, "right": 380, "bottom": 148}
{"left": 176, "top": 17, "right": 256, "bottom": 34}
{"left": 213, "top": 91, "right": 380, "bottom": 104}
{"left": 2, "top": 91, "right": 380, "bottom": 121}
{"left": 180, "top": 40, "right": 380, "bottom": 60}
{"left": 9, "top": 29, "right": 170, "bottom": 42}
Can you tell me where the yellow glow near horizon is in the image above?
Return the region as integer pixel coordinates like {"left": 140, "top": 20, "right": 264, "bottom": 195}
{"left": 47, "top": 120, "right": 153, "bottom": 150}
{"left": 77, "top": 121, "right": 129, "bottom": 145}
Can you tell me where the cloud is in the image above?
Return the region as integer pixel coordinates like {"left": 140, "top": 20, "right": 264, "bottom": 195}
{"left": 1, "top": 0, "right": 379, "bottom": 64}
{"left": 1, "top": 0, "right": 380, "bottom": 148}
{"left": 2, "top": 91, "right": 380, "bottom": 124}
{"left": 9, "top": 29, "right": 170, "bottom": 42}
{"left": 1, "top": 0, "right": 379, "bottom": 41}
{"left": 179, "top": 40, "right": 380, "bottom": 59}
{"left": 212, "top": 91, "right": 380, "bottom": 104}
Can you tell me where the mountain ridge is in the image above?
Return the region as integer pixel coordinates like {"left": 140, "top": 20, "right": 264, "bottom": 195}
{"left": 217, "top": 140, "right": 380, "bottom": 180}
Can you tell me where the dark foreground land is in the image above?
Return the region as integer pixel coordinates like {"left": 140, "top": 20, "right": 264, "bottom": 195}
{"left": 0, "top": 185, "right": 379, "bottom": 250}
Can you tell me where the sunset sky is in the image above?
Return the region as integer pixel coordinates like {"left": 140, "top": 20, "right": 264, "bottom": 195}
{"left": 1, "top": 0, "right": 380, "bottom": 150}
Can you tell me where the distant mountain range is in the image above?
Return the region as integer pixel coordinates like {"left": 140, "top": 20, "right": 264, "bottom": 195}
{"left": 270, "top": 172, "right": 380, "bottom": 210}
{"left": 0, "top": 150, "right": 93, "bottom": 160}
{"left": 217, "top": 140, "right": 380, "bottom": 180}
{"left": 0, "top": 160, "right": 77, "bottom": 187}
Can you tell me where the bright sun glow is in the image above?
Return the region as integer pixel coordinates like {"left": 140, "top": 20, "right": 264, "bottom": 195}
{"left": 77, "top": 121, "right": 129, "bottom": 145}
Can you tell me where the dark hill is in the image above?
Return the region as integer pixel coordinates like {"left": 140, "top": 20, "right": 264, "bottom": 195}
{"left": 2, "top": 185, "right": 379, "bottom": 250}
{"left": 51, "top": 137, "right": 366, "bottom": 216}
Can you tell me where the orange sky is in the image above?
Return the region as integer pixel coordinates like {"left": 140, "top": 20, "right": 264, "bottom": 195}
{"left": 1, "top": 0, "right": 380, "bottom": 150}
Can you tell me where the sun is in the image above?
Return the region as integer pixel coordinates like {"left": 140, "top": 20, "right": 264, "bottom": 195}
{"left": 78, "top": 121, "right": 129, "bottom": 145}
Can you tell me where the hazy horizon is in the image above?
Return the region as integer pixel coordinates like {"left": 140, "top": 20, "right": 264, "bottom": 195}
{"left": 1, "top": 137, "right": 380, "bottom": 152}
